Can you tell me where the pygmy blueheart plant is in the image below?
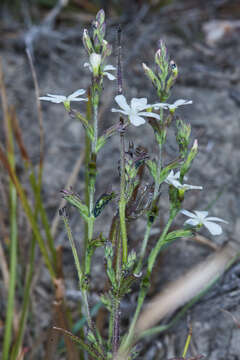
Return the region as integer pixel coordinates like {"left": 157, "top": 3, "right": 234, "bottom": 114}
{"left": 38, "top": 9, "right": 229, "bottom": 360}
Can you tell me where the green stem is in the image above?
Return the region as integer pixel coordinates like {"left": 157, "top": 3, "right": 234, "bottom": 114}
{"left": 84, "top": 85, "right": 100, "bottom": 275}
{"left": 119, "top": 281, "right": 148, "bottom": 354}
{"left": 84, "top": 95, "right": 92, "bottom": 270}
{"left": 11, "top": 237, "right": 36, "bottom": 360}
{"left": 112, "top": 296, "right": 121, "bottom": 356}
{"left": 147, "top": 210, "right": 177, "bottom": 275}
{"left": 2, "top": 182, "right": 17, "bottom": 360}
{"left": 120, "top": 211, "right": 177, "bottom": 353}
{"left": 153, "top": 143, "right": 162, "bottom": 199}
{"left": 119, "top": 131, "right": 127, "bottom": 264}
{"left": 3, "top": 114, "right": 18, "bottom": 360}
{"left": 135, "top": 220, "right": 152, "bottom": 274}
{"left": 62, "top": 212, "right": 83, "bottom": 287}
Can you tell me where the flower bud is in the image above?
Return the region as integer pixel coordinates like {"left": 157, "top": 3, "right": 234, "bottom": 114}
{"left": 170, "top": 60, "right": 178, "bottom": 77}
{"left": 102, "top": 40, "right": 112, "bottom": 59}
{"left": 180, "top": 139, "right": 198, "bottom": 178}
{"left": 105, "top": 241, "right": 113, "bottom": 259}
{"left": 142, "top": 63, "right": 158, "bottom": 87}
{"left": 155, "top": 41, "right": 168, "bottom": 71}
{"left": 82, "top": 29, "right": 94, "bottom": 54}
{"left": 96, "top": 9, "right": 106, "bottom": 38}
{"left": 176, "top": 119, "right": 191, "bottom": 157}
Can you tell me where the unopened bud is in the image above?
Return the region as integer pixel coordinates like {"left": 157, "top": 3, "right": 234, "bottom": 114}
{"left": 170, "top": 60, "right": 178, "bottom": 77}
{"left": 96, "top": 9, "right": 105, "bottom": 26}
{"left": 96, "top": 9, "right": 106, "bottom": 38}
{"left": 142, "top": 63, "right": 158, "bottom": 86}
{"left": 176, "top": 119, "right": 191, "bottom": 157}
{"left": 180, "top": 139, "right": 198, "bottom": 178}
{"left": 105, "top": 241, "right": 113, "bottom": 259}
{"left": 83, "top": 29, "right": 94, "bottom": 54}
{"left": 102, "top": 40, "right": 112, "bottom": 59}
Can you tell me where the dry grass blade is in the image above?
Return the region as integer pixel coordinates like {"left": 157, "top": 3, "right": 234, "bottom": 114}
{"left": 26, "top": 49, "right": 44, "bottom": 171}
{"left": 0, "top": 233, "right": 10, "bottom": 288}
{"left": 10, "top": 105, "right": 30, "bottom": 163}
{"left": 136, "top": 243, "right": 238, "bottom": 335}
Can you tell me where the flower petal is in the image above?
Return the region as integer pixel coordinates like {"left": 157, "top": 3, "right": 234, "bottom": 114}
{"left": 114, "top": 95, "right": 130, "bottom": 112}
{"left": 111, "top": 108, "right": 128, "bottom": 115}
{"left": 68, "top": 89, "right": 86, "bottom": 99}
{"left": 104, "top": 72, "right": 116, "bottom": 80}
{"left": 84, "top": 62, "right": 92, "bottom": 71}
{"left": 181, "top": 184, "right": 203, "bottom": 190}
{"left": 104, "top": 65, "right": 116, "bottom": 71}
{"left": 46, "top": 94, "right": 66, "bottom": 101}
{"left": 194, "top": 211, "right": 208, "bottom": 220}
{"left": 152, "top": 102, "right": 169, "bottom": 110}
{"left": 185, "top": 219, "right": 200, "bottom": 226}
{"left": 204, "top": 221, "right": 222, "bottom": 235}
{"left": 130, "top": 98, "right": 148, "bottom": 112}
{"left": 174, "top": 99, "right": 193, "bottom": 107}
{"left": 68, "top": 97, "right": 87, "bottom": 102}
{"left": 180, "top": 209, "right": 196, "bottom": 218}
{"left": 39, "top": 96, "right": 64, "bottom": 103}
{"left": 129, "top": 114, "right": 146, "bottom": 126}
{"left": 206, "top": 217, "right": 228, "bottom": 224}
{"left": 139, "top": 111, "right": 160, "bottom": 120}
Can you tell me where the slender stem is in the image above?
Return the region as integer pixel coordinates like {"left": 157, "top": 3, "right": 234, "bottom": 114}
{"left": 2, "top": 182, "right": 17, "bottom": 360}
{"left": 119, "top": 131, "right": 128, "bottom": 264}
{"left": 84, "top": 93, "right": 92, "bottom": 270}
{"left": 2, "top": 107, "right": 17, "bottom": 360}
{"left": 62, "top": 211, "right": 83, "bottom": 287}
{"left": 153, "top": 143, "right": 162, "bottom": 199}
{"left": 11, "top": 236, "right": 36, "bottom": 360}
{"left": 112, "top": 296, "right": 121, "bottom": 356}
{"left": 135, "top": 220, "right": 152, "bottom": 273}
{"left": 82, "top": 289, "right": 93, "bottom": 330}
{"left": 85, "top": 84, "right": 100, "bottom": 276}
{"left": 92, "top": 99, "right": 98, "bottom": 154}
{"left": 147, "top": 210, "right": 177, "bottom": 275}
{"left": 119, "top": 282, "right": 147, "bottom": 354}
{"left": 120, "top": 211, "right": 177, "bottom": 354}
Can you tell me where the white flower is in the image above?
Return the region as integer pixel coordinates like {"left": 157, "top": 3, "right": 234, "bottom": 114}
{"left": 39, "top": 89, "right": 87, "bottom": 104}
{"left": 153, "top": 99, "right": 193, "bottom": 111}
{"left": 165, "top": 170, "right": 202, "bottom": 191}
{"left": 102, "top": 64, "right": 116, "bottom": 80}
{"left": 165, "top": 170, "right": 182, "bottom": 188}
{"left": 84, "top": 53, "right": 116, "bottom": 80}
{"left": 181, "top": 209, "right": 228, "bottom": 235}
{"left": 111, "top": 95, "right": 160, "bottom": 126}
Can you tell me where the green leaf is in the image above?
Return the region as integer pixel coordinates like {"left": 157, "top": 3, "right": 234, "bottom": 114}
{"left": 96, "top": 136, "right": 106, "bottom": 152}
{"left": 146, "top": 160, "right": 157, "bottom": 182}
{"left": 165, "top": 229, "right": 193, "bottom": 243}
{"left": 61, "top": 190, "right": 89, "bottom": 221}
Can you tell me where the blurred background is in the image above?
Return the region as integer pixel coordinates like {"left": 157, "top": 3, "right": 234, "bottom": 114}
{"left": 0, "top": 0, "right": 240, "bottom": 359}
